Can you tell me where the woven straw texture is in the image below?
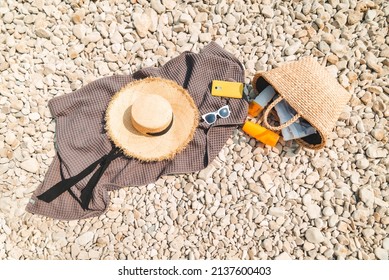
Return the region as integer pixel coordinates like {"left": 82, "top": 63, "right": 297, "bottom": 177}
{"left": 253, "top": 56, "right": 351, "bottom": 149}
{"left": 105, "top": 77, "right": 199, "bottom": 161}
{"left": 26, "top": 42, "right": 248, "bottom": 220}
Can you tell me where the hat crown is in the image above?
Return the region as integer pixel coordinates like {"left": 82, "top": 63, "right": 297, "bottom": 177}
{"left": 131, "top": 94, "right": 173, "bottom": 135}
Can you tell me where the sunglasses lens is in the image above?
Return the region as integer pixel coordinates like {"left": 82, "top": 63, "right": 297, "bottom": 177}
{"left": 204, "top": 114, "right": 216, "bottom": 124}
{"left": 219, "top": 107, "right": 230, "bottom": 118}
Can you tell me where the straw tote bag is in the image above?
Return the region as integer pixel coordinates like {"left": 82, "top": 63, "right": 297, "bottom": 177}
{"left": 252, "top": 56, "right": 352, "bottom": 150}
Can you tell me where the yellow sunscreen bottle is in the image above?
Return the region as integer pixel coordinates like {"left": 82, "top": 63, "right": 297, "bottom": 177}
{"left": 242, "top": 121, "right": 280, "bottom": 147}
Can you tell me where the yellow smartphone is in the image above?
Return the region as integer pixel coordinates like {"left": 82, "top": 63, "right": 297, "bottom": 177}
{"left": 211, "top": 80, "right": 243, "bottom": 99}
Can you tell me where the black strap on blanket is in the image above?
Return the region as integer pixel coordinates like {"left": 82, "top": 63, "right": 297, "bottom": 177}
{"left": 37, "top": 147, "right": 122, "bottom": 210}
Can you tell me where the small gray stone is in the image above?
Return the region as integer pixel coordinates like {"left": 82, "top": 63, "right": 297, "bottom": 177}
{"left": 305, "top": 227, "right": 324, "bottom": 243}
{"left": 20, "top": 158, "right": 39, "bottom": 173}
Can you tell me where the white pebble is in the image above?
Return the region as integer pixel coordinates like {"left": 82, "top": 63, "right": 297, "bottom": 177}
{"left": 268, "top": 207, "right": 285, "bottom": 217}
{"left": 73, "top": 24, "right": 86, "bottom": 39}
{"left": 76, "top": 232, "right": 94, "bottom": 246}
{"left": 29, "top": 112, "right": 41, "bottom": 121}
{"left": 261, "top": 6, "right": 274, "bottom": 18}
{"left": 285, "top": 41, "right": 301, "bottom": 56}
{"left": 151, "top": 0, "right": 166, "bottom": 14}
{"left": 83, "top": 32, "right": 101, "bottom": 44}
{"left": 383, "top": 238, "right": 389, "bottom": 250}
{"left": 359, "top": 188, "right": 375, "bottom": 207}
{"left": 20, "top": 158, "right": 39, "bottom": 173}
{"left": 307, "top": 204, "right": 321, "bottom": 219}
{"left": 179, "top": 13, "right": 193, "bottom": 25}
{"left": 305, "top": 227, "right": 324, "bottom": 244}
{"left": 356, "top": 158, "right": 369, "bottom": 169}
{"left": 3, "top": 12, "right": 14, "bottom": 24}
{"left": 374, "top": 248, "right": 388, "bottom": 260}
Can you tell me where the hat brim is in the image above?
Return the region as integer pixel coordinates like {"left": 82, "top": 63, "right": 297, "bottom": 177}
{"left": 105, "top": 77, "right": 199, "bottom": 161}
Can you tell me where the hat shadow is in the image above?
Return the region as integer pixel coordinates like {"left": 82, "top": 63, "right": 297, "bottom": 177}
{"left": 123, "top": 105, "right": 143, "bottom": 136}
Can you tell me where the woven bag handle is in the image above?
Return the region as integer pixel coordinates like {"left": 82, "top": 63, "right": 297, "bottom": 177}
{"left": 263, "top": 95, "right": 301, "bottom": 131}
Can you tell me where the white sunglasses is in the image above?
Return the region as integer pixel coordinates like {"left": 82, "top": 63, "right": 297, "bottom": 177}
{"left": 201, "top": 105, "right": 231, "bottom": 125}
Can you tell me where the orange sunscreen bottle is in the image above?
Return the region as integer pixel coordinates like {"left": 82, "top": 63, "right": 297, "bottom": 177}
{"left": 248, "top": 85, "right": 276, "bottom": 117}
{"left": 242, "top": 121, "right": 280, "bottom": 147}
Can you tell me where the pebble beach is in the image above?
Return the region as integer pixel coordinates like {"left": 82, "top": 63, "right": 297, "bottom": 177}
{"left": 0, "top": 0, "right": 388, "bottom": 260}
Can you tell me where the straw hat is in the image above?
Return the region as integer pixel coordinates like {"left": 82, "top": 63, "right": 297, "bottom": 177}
{"left": 105, "top": 77, "right": 199, "bottom": 161}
